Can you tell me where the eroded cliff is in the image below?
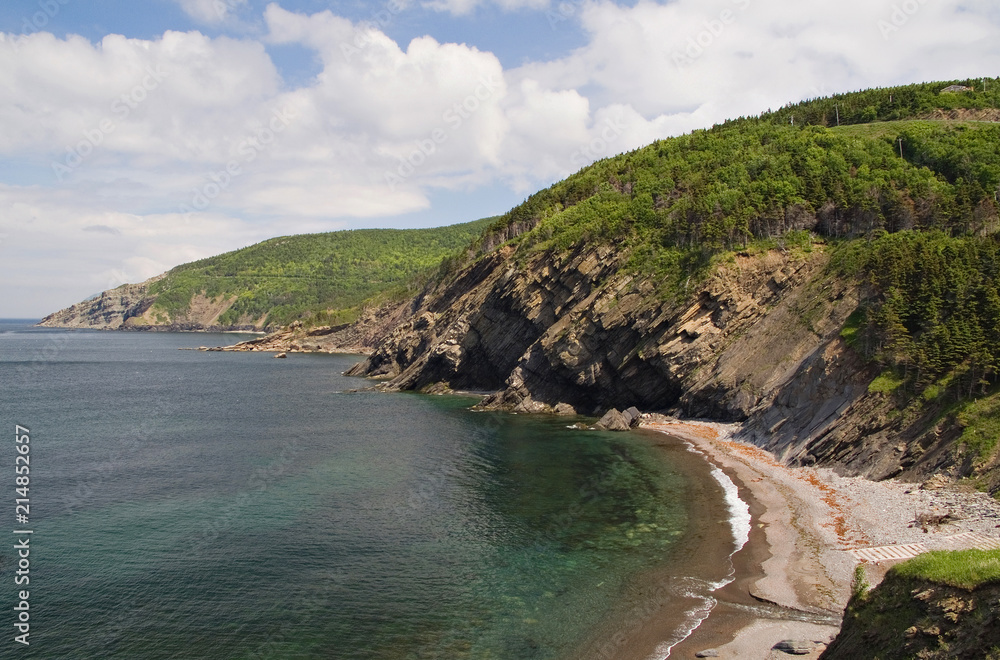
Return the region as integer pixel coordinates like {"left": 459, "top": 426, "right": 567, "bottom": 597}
{"left": 38, "top": 278, "right": 159, "bottom": 330}
{"left": 345, "top": 238, "right": 998, "bottom": 492}
{"left": 37, "top": 277, "right": 264, "bottom": 332}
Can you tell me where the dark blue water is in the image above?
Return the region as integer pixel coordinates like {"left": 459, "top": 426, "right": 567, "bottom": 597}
{"left": 0, "top": 320, "right": 734, "bottom": 659}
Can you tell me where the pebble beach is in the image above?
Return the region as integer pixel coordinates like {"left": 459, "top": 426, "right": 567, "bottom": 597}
{"left": 636, "top": 418, "right": 1000, "bottom": 660}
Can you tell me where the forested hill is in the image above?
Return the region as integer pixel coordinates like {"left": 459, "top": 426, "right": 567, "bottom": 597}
{"left": 457, "top": 77, "right": 1000, "bottom": 400}
{"left": 39, "top": 218, "right": 494, "bottom": 331}
{"left": 482, "top": 77, "right": 1000, "bottom": 262}
{"left": 732, "top": 77, "right": 1000, "bottom": 128}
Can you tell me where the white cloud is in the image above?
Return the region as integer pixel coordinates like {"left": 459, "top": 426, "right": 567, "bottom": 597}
{"left": 0, "top": 29, "right": 280, "bottom": 164}
{"left": 0, "top": 183, "right": 344, "bottom": 315}
{"left": 264, "top": 4, "right": 511, "bottom": 199}
{"left": 2, "top": 0, "right": 1000, "bottom": 316}
{"left": 517, "top": 0, "right": 1000, "bottom": 128}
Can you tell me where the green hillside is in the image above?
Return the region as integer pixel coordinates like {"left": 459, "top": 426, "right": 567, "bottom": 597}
{"left": 741, "top": 77, "right": 1000, "bottom": 128}
{"left": 148, "top": 218, "right": 495, "bottom": 328}
{"left": 465, "top": 79, "right": 1000, "bottom": 401}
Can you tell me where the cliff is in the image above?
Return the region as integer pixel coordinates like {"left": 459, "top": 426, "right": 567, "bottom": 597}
{"left": 336, "top": 79, "right": 1000, "bottom": 494}
{"left": 345, "top": 236, "right": 995, "bottom": 489}
{"left": 38, "top": 277, "right": 161, "bottom": 330}
{"left": 822, "top": 550, "right": 1000, "bottom": 659}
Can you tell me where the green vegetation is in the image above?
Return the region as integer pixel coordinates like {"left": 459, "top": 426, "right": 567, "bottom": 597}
{"left": 723, "top": 77, "right": 1000, "bottom": 129}
{"left": 868, "top": 370, "right": 906, "bottom": 395}
{"left": 852, "top": 563, "right": 871, "bottom": 600}
{"left": 832, "top": 231, "right": 1000, "bottom": 397}
{"left": 892, "top": 548, "right": 1000, "bottom": 590}
{"left": 955, "top": 390, "right": 1000, "bottom": 460}
{"left": 839, "top": 308, "right": 865, "bottom": 348}
{"left": 828, "top": 550, "right": 1000, "bottom": 659}
{"left": 482, "top": 82, "right": 1000, "bottom": 300}
{"left": 148, "top": 218, "right": 493, "bottom": 328}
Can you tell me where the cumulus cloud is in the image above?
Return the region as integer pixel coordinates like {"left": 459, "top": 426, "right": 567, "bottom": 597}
{"left": 518, "top": 0, "right": 1000, "bottom": 128}
{"left": 0, "top": 182, "right": 339, "bottom": 315}
{"left": 2, "top": 0, "right": 1000, "bottom": 315}
{"left": 0, "top": 29, "right": 280, "bottom": 163}
{"left": 263, "top": 3, "right": 511, "bottom": 202}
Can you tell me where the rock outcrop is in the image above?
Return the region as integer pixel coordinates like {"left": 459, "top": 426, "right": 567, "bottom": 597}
{"left": 595, "top": 409, "right": 632, "bottom": 431}
{"left": 822, "top": 573, "right": 1000, "bottom": 659}
{"left": 38, "top": 278, "right": 159, "bottom": 329}
{"left": 37, "top": 276, "right": 263, "bottom": 332}
{"left": 344, "top": 239, "right": 996, "bottom": 491}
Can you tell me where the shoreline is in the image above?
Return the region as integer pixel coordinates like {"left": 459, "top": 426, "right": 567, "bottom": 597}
{"left": 636, "top": 418, "right": 1000, "bottom": 659}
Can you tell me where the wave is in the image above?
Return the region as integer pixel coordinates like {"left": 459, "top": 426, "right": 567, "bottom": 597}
{"left": 645, "top": 442, "right": 752, "bottom": 659}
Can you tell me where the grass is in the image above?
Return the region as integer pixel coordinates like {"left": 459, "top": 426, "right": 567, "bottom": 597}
{"left": 840, "top": 308, "right": 865, "bottom": 348}
{"left": 869, "top": 370, "right": 905, "bottom": 395}
{"left": 892, "top": 548, "right": 1000, "bottom": 590}
{"left": 852, "top": 563, "right": 871, "bottom": 600}
{"left": 956, "top": 390, "right": 1000, "bottom": 460}
{"left": 922, "top": 383, "right": 944, "bottom": 402}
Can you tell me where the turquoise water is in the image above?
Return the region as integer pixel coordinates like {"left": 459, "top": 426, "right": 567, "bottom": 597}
{"left": 0, "top": 321, "right": 727, "bottom": 659}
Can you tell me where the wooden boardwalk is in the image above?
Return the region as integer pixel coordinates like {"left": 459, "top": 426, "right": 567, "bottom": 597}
{"left": 849, "top": 542, "right": 927, "bottom": 562}
{"left": 849, "top": 532, "right": 1000, "bottom": 563}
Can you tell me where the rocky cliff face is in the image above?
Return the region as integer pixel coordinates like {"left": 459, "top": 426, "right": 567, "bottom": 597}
{"left": 38, "top": 279, "right": 158, "bottom": 329}
{"left": 37, "top": 277, "right": 262, "bottom": 331}
{"left": 346, "top": 240, "right": 997, "bottom": 491}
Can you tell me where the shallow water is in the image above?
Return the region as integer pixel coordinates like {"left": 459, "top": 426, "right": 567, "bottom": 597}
{"left": 0, "top": 321, "right": 736, "bottom": 659}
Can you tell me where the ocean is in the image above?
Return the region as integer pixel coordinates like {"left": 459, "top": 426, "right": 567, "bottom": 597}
{"left": 0, "top": 320, "right": 743, "bottom": 659}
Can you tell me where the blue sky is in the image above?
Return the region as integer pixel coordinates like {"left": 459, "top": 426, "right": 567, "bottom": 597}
{"left": 1, "top": 0, "right": 998, "bottom": 316}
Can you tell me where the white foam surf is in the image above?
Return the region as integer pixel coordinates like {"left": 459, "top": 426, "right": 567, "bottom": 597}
{"left": 644, "top": 441, "right": 752, "bottom": 659}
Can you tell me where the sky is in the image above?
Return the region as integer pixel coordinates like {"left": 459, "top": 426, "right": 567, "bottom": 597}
{"left": 1, "top": 0, "right": 998, "bottom": 317}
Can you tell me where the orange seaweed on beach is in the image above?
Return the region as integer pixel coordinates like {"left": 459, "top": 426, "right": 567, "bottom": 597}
{"left": 645, "top": 422, "right": 720, "bottom": 441}
{"left": 801, "top": 471, "right": 855, "bottom": 545}
{"left": 719, "top": 437, "right": 864, "bottom": 548}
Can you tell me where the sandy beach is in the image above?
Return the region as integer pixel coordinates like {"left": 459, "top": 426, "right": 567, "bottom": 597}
{"left": 635, "top": 418, "right": 1000, "bottom": 659}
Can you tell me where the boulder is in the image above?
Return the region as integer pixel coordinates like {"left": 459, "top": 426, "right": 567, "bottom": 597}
{"left": 773, "top": 639, "right": 815, "bottom": 655}
{"left": 921, "top": 474, "right": 950, "bottom": 491}
{"left": 623, "top": 406, "right": 642, "bottom": 427}
{"left": 274, "top": 352, "right": 287, "bottom": 359}
{"left": 596, "top": 408, "right": 631, "bottom": 431}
